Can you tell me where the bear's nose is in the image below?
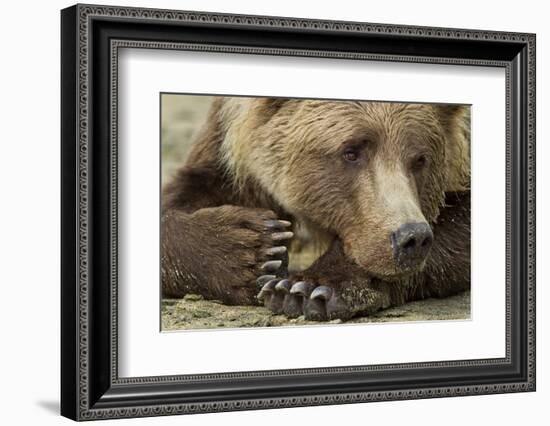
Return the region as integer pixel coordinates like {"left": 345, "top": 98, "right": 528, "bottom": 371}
{"left": 391, "top": 222, "right": 433, "bottom": 269}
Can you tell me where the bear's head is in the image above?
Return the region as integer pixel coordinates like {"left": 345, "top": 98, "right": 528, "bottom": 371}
{"left": 220, "top": 98, "right": 470, "bottom": 280}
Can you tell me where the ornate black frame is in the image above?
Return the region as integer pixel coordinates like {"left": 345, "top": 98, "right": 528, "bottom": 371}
{"left": 60, "top": 3, "right": 536, "bottom": 421}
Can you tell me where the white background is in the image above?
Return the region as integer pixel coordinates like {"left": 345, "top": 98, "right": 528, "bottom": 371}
{"left": 0, "top": 0, "right": 547, "bottom": 425}
{"left": 119, "top": 50, "right": 506, "bottom": 377}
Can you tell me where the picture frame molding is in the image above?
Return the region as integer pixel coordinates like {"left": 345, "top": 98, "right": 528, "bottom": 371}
{"left": 61, "top": 3, "right": 536, "bottom": 421}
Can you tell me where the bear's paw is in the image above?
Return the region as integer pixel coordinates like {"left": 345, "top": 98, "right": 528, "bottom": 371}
{"left": 257, "top": 277, "right": 391, "bottom": 322}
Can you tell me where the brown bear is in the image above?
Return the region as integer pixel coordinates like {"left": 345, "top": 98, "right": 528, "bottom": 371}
{"left": 161, "top": 97, "right": 470, "bottom": 321}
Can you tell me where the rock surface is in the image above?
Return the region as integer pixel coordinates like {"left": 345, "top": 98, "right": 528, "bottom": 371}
{"left": 161, "top": 291, "right": 470, "bottom": 331}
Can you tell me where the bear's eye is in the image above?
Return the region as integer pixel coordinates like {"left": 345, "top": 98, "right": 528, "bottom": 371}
{"left": 343, "top": 149, "right": 360, "bottom": 163}
{"left": 412, "top": 155, "right": 427, "bottom": 171}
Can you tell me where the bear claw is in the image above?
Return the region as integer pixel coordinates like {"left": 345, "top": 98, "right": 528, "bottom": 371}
{"left": 258, "top": 280, "right": 353, "bottom": 321}
{"left": 271, "top": 231, "right": 294, "bottom": 242}
{"left": 257, "top": 279, "right": 278, "bottom": 300}
{"left": 264, "top": 246, "right": 287, "bottom": 257}
{"left": 289, "top": 281, "right": 314, "bottom": 297}
{"left": 282, "top": 292, "right": 304, "bottom": 318}
{"left": 261, "top": 260, "right": 283, "bottom": 273}
{"left": 256, "top": 274, "right": 277, "bottom": 288}
{"left": 258, "top": 279, "right": 288, "bottom": 314}
{"left": 310, "top": 286, "right": 333, "bottom": 301}
{"left": 274, "top": 279, "right": 291, "bottom": 292}
{"left": 264, "top": 219, "right": 292, "bottom": 230}
{"left": 256, "top": 228, "right": 290, "bottom": 298}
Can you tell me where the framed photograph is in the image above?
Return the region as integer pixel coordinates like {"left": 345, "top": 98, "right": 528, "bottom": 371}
{"left": 61, "top": 4, "right": 536, "bottom": 421}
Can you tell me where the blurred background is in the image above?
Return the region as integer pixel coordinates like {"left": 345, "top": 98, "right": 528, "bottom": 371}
{"left": 161, "top": 94, "right": 213, "bottom": 184}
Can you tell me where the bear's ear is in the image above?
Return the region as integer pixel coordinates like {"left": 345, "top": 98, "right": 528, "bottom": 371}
{"left": 434, "top": 104, "right": 471, "bottom": 192}
{"left": 435, "top": 104, "right": 469, "bottom": 126}
{"left": 251, "top": 98, "right": 289, "bottom": 123}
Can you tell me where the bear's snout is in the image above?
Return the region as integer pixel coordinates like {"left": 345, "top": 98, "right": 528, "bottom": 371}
{"left": 390, "top": 222, "right": 433, "bottom": 270}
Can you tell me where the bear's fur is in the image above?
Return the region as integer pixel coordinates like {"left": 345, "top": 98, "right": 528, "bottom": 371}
{"left": 161, "top": 97, "right": 470, "bottom": 321}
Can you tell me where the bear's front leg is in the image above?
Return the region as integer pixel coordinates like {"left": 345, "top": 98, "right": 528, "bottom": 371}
{"left": 162, "top": 205, "right": 292, "bottom": 305}
{"left": 258, "top": 239, "right": 391, "bottom": 321}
